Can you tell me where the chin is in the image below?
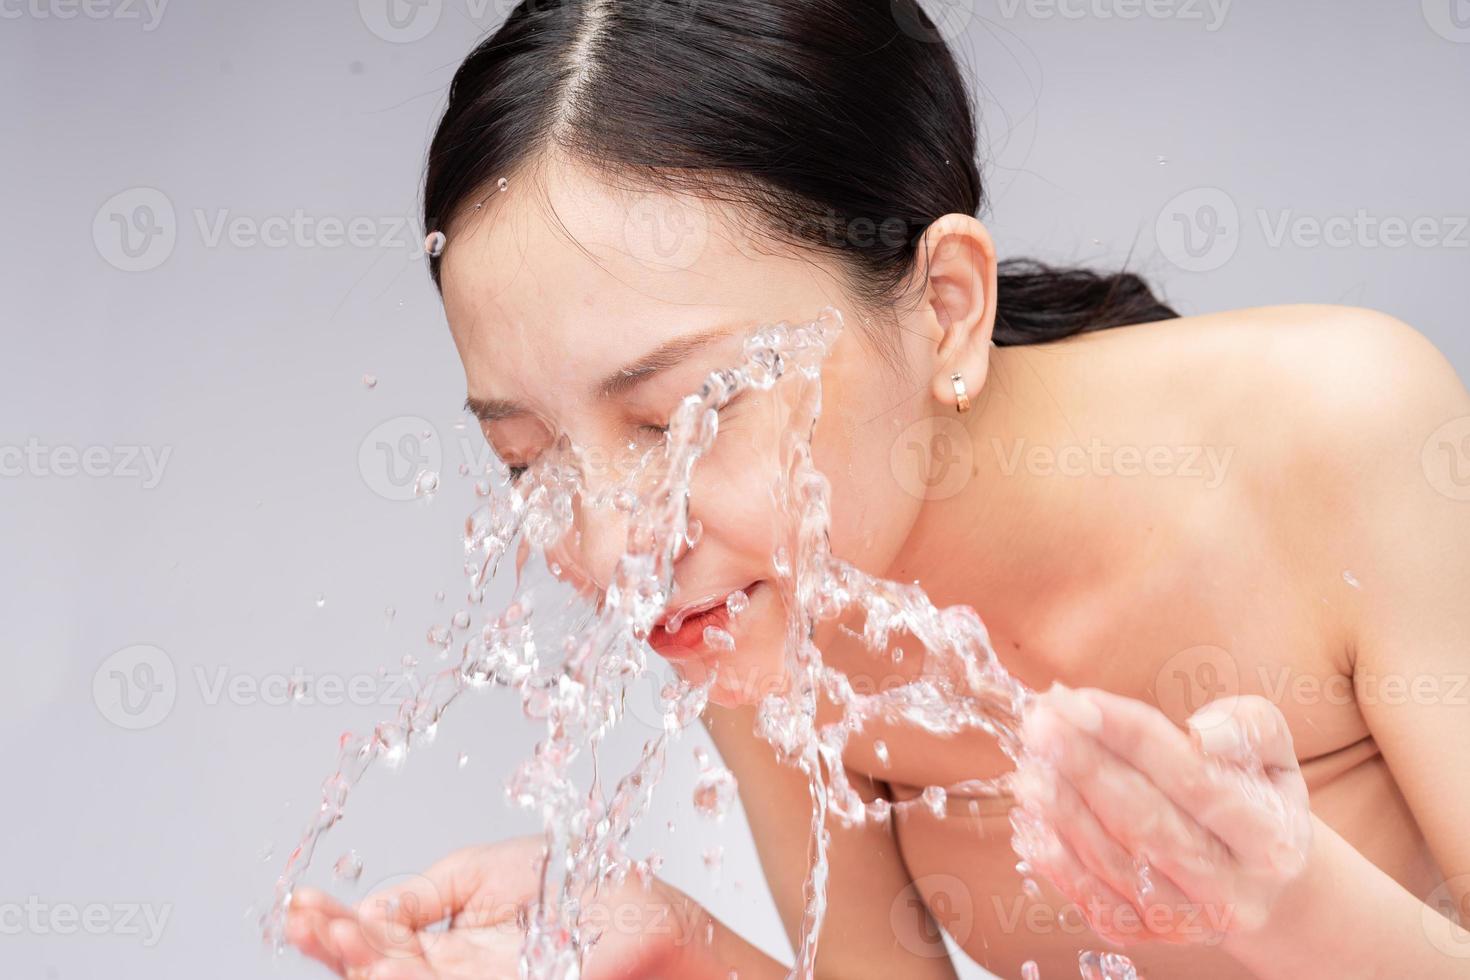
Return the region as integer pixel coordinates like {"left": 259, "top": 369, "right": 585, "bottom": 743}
{"left": 660, "top": 649, "right": 788, "bottom": 708}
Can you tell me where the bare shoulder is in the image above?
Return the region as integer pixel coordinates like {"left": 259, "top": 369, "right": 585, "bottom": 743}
{"left": 1096, "top": 304, "right": 1469, "bottom": 460}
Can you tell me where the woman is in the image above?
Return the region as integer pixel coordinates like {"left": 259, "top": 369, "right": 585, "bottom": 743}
{"left": 286, "top": 1, "right": 1470, "bottom": 976}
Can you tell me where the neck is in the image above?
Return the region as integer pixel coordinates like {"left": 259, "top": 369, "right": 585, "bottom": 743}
{"left": 883, "top": 343, "right": 1121, "bottom": 646}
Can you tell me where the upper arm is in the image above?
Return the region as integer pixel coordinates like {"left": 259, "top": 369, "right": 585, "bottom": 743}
{"left": 1307, "top": 309, "right": 1470, "bottom": 906}
{"left": 703, "top": 704, "right": 959, "bottom": 980}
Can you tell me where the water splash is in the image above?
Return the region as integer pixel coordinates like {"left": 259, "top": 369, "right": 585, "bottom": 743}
{"left": 261, "top": 308, "right": 1134, "bottom": 979}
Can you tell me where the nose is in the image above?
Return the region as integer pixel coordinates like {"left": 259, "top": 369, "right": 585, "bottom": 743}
{"left": 568, "top": 485, "right": 694, "bottom": 597}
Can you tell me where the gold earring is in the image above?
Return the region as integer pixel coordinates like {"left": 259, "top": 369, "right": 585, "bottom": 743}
{"left": 951, "top": 373, "right": 971, "bottom": 414}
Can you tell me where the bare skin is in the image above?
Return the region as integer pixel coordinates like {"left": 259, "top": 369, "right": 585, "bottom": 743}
{"left": 289, "top": 155, "right": 1470, "bottom": 979}
{"left": 710, "top": 304, "right": 1470, "bottom": 979}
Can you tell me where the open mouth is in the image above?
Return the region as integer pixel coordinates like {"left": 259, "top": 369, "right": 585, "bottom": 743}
{"left": 648, "top": 581, "right": 759, "bottom": 657}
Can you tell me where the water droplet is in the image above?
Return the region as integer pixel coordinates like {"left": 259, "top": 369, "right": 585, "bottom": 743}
{"left": 458, "top": 462, "right": 470, "bottom": 476}
{"left": 1342, "top": 570, "right": 1360, "bottom": 589}
{"left": 702, "top": 626, "right": 735, "bottom": 653}
{"left": 435, "top": 591, "right": 446, "bottom": 603}
{"left": 401, "top": 654, "right": 418, "bottom": 670}
{"left": 1021, "top": 961, "right": 1040, "bottom": 980}
{"left": 362, "top": 374, "right": 378, "bottom": 389}
{"left": 873, "top": 740, "right": 889, "bottom": 766}
{"left": 452, "top": 610, "right": 471, "bottom": 629}
{"left": 384, "top": 606, "right": 395, "bottom": 623}
{"left": 314, "top": 593, "right": 326, "bottom": 608}
{"left": 424, "top": 231, "right": 446, "bottom": 257}
{"left": 725, "top": 589, "right": 749, "bottom": 617}
{"left": 457, "top": 751, "right": 469, "bottom": 769}
{"left": 692, "top": 746, "right": 709, "bottom": 769}
{"left": 1155, "top": 155, "right": 1168, "bottom": 166}
{"left": 498, "top": 177, "right": 509, "bottom": 193}
{"left": 692, "top": 767, "right": 737, "bottom": 821}
{"left": 702, "top": 844, "right": 724, "bottom": 874}
{"left": 333, "top": 850, "right": 363, "bottom": 883}
{"left": 413, "top": 470, "right": 440, "bottom": 499}
{"left": 921, "top": 785, "right": 947, "bottom": 818}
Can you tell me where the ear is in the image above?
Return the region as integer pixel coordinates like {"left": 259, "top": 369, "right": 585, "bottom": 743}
{"left": 912, "top": 214, "right": 999, "bottom": 410}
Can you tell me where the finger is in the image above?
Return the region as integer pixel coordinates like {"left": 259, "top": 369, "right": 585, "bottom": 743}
{"left": 1015, "top": 762, "right": 1196, "bottom": 934}
{"left": 1045, "top": 685, "right": 1300, "bottom": 869}
{"left": 361, "top": 838, "right": 544, "bottom": 936}
{"left": 285, "top": 907, "right": 346, "bottom": 975}
{"left": 294, "top": 886, "right": 357, "bottom": 920}
{"left": 1024, "top": 696, "right": 1233, "bottom": 900}
{"left": 1188, "top": 695, "right": 1300, "bottom": 775}
{"left": 330, "top": 916, "right": 391, "bottom": 974}
{"left": 1009, "top": 805, "right": 1149, "bottom": 947}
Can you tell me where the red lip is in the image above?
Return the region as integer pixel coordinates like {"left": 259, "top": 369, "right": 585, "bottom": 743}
{"left": 648, "top": 582, "right": 757, "bottom": 657}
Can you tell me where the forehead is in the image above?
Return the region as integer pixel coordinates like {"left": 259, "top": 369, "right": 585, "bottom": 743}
{"left": 437, "top": 157, "right": 843, "bottom": 395}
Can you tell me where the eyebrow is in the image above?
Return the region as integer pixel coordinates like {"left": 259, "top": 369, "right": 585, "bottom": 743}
{"left": 463, "top": 324, "right": 739, "bottom": 423}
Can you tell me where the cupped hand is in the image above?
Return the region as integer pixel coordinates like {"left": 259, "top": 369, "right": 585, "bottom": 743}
{"left": 286, "top": 836, "right": 710, "bottom": 979}
{"left": 1010, "top": 686, "right": 1313, "bottom": 947}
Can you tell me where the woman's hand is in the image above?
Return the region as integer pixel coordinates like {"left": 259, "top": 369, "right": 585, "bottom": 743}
{"left": 1010, "top": 686, "right": 1313, "bottom": 947}
{"left": 286, "top": 836, "right": 710, "bottom": 979}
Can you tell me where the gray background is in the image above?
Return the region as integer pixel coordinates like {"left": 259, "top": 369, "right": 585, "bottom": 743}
{"left": 3, "top": 1, "right": 1467, "bottom": 977}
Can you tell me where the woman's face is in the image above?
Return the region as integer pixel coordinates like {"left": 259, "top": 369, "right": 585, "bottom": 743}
{"left": 440, "top": 155, "right": 946, "bottom": 705}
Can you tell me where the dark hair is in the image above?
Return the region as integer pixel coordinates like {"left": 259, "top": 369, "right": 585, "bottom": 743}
{"left": 423, "top": 0, "right": 1177, "bottom": 352}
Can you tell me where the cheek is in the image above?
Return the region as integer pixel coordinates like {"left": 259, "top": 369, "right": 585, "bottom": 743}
{"left": 811, "top": 413, "right": 924, "bottom": 574}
